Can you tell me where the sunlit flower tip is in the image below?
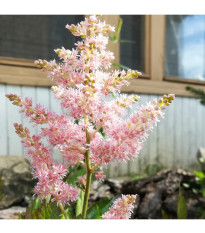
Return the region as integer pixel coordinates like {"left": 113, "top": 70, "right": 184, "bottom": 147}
{"left": 89, "top": 15, "right": 97, "bottom": 22}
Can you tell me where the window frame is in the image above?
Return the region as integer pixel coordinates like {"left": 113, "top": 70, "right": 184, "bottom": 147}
{"left": 122, "top": 15, "right": 205, "bottom": 97}
{"left": 1, "top": 15, "right": 205, "bottom": 96}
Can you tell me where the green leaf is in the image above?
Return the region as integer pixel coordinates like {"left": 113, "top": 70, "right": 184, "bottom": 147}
{"left": 37, "top": 201, "right": 54, "bottom": 219}
{"left": 50, "top": 203, "right": 61, "bottom": 219}
{"left": 24, "top": 198, "right": 62, "bottom": 219}
{"left": 194, "top": 171, "right": 204, "bottom": 178}
{"left": 24, "top": 202, "right": 35, "bottom": 219}
{"left": 186, "top": 86, "right": 205, "bottom": 97}
{"left": 96, "top": 205, "right": 101, "bottom": 219}
{"left": 186, "top": 86, "right": 205, "bottom": 106}
{"left": 99, "top": 127, "right": 106, "bottom": 138}
{"left": 109, "top": 35, "right": 117, "bottom": 43}
{"left": 161, "top": 209, "right": 171, "bottom": 219}
{"left": 192, "top": 188, "right": 199, "bottom": 194}
{"left": 202, "top": 189, "right": 205, "bottom": 197}
{"left": 74, "top": 118, "right": 80, "bottom": 125}
{"left": 199, "top": 208, "right": 205, "bottom": 219}
{"left": 76, "top": 189, "right": 84, "bottom": 217}
{"left": 18, "top": 212, "right": 23, "bottom": 219}
{"left": 0, "top": 193, "right": 4, "bottom": 201}
{"left": 182, "top": 183, "right": 190, "bottom": 188}
{"left": 0, "top": 176, "right": 4, "bottom": 201}
{"left": 67, "top": 166, "right": 86, "bottom": 185}
{"left": 86, "top": 198, "right": 114, "bottom": 219}
{"left": 32, "top": 197, "right": 41, "bottom": 211}
{"left": 59, "top": 203, "right": 75, "bottom": 219}
{"left": 177, "top": 184, "right": 188, "bottom": 219}
{"left": 109, "top": 18, "right": 122, "bottom": 43}
{"left": 111, "top": 62, "right": 131, "bottom": 71}
{"left": 62, "top": 207, "right": 73, "bottom": 219}
{"left": 199, "top": 157, "right": 205, "bottom": 163}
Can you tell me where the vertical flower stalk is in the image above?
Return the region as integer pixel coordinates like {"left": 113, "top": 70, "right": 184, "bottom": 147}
{"left": 81, "top": 115, "right": 92, "bottom": 218}
{"left": 82, "top": 125, "right": 92, "bottom": 219}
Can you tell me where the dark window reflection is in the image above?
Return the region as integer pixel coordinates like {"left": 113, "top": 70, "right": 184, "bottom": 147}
{"left": 120, "top": 15, "right": 145, "bottom": 72}
{"left": 0, "top": 15, "right": 84, "bottom": 61}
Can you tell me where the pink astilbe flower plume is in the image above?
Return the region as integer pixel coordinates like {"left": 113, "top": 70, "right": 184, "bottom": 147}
{"left": 5, "top": 15, "right": 175, "bottom": 219}
{"left": 102, "top": 195, "right": 137, "bottom": 219}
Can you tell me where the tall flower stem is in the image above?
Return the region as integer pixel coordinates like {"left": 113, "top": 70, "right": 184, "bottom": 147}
{"left": 58, "top": 202, "right": 69, "bottom": 219}
{"left": 82, "top": 128, "right": 92, "bottom": 219}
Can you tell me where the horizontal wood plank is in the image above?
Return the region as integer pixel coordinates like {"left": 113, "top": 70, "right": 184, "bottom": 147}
{"left": 0, "top": 57, "right": 36, "bottom": 67}
{"left": 121, "top": 78, "right": 205, "bottom": 97}
{"left": 0, "top": 64, "right": 54, "bottom": 86}
{"left": 165, "top": 76, "right": 205, "bottom": 85}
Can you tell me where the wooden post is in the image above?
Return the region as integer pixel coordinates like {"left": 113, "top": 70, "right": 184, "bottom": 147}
{"left": 150, "top": 15, "right": 166, "bottom": 82}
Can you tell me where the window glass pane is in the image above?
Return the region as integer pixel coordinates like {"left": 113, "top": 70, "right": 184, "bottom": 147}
{"left": 165, "top": 15, "right": 205, "bottom": 80}
{"left": 0, "top": 15, "right": 84, "bottom": 61}
{"left": 120, "top": 15, "right": 145, "bottom": 72}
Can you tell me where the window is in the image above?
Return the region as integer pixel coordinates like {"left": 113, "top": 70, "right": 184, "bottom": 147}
{"left": 0, "top": 15, "right": 84, "bottom": 61}
{"left": 165, "top": 15, "right": 205, "bottom": 81}
{"left": 120, "top": 15, "right": 145, "bottom": 72}
{"left": 1, "top": 15, "right": 205, "bottom": 96}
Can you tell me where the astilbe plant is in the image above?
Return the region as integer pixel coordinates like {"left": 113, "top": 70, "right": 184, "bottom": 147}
{"left": 6, "top": 15, "right": 175, "bottom": 219}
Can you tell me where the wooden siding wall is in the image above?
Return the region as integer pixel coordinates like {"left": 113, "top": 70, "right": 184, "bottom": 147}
{"left": 1, "top": 83, "right": 205, "bottom": 178}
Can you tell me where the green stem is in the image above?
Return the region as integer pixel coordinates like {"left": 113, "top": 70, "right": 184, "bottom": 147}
{"left": 58, "top": 202, "right": 69, "bottom": 219}
{"left": 82, "top": 128, "right": 92, "bottom": 219}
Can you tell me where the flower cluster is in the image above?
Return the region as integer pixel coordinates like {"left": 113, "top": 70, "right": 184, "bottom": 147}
{"left": 6, "top": 15, "right": 175, "bottom": 219}
{"left": 12, "top": 123, "right": 79, "bottom": 204}
{"left": 102, "top": 195, "right": 137, "bottom": 219}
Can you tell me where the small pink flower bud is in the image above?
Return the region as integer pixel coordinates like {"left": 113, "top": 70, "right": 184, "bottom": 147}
{"left": 19, "top": 132, "right": 24, "bottom": 137}
{"left": 169, "top": 93, "right": 175, "bottom": 100}
{"left": 19, "top": 124, "right": 23, "bottom": 130}
{"left": 13, "top": 123, "right": 18, "bottom": 128}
